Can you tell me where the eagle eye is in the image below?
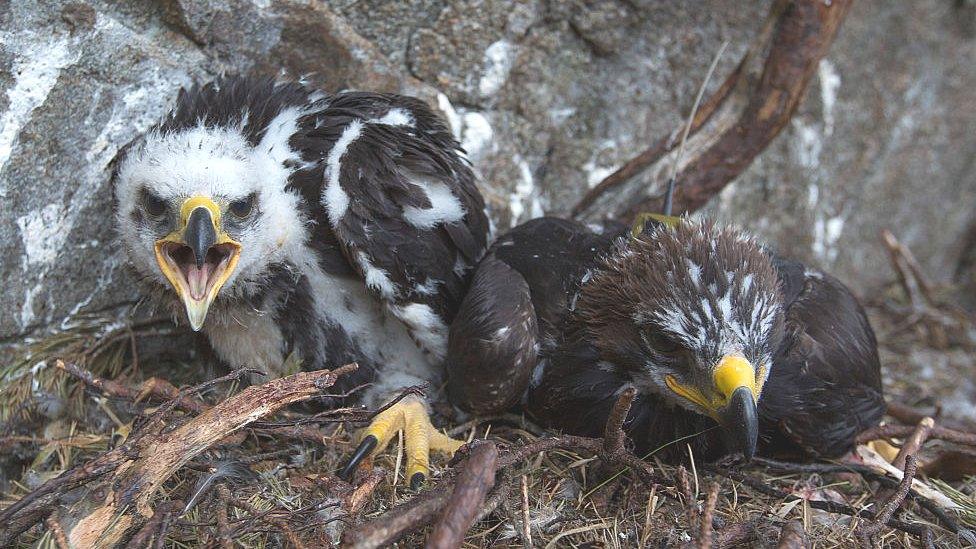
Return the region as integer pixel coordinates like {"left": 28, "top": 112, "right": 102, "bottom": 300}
{"left": 142, "top": 189, "right": 168, "bottom": 217}
{"left": 229, "top": 193, "right": 256, "bottom": 218}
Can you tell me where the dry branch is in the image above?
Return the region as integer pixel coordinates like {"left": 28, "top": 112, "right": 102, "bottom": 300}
{"left": 45, "top": 516, "right": 70, "bottom": 549}
{"left": 892, "top": 417, "right": 934, "bottom": 471}
{"left": 572, "top": 0, "right": 853, "bottom": 221}
{"left": 857, "top": 455, "right": 919, "bottom": 548}
{"left": 776, "top": 521, "right": 807, "bottom": 549}
{"left": 882, "top": 230, "right": 936, "bottom": 311}
{"left": 676, "top": 477, "right": 751, "bottom": 549}
{"left": 1, "top": 363, "right": 356, "bottom": 548}
{"left": 56, "top": 359, "right": 206, "bottom": 414}
{"left": 706, "top": 464, "right": 931, "bottom": 539}
{"left": 215, "top": 491, "right": 234, "bottom": 549}
{"left": 604, "top": 387, "right": 636, "bottom": 456}
{"left": 67, "top": 365, "right": 355, "bottom": 547}
{"left": 344, "top": 468, "right": 387, "bottom": 515}
{"left": 128, "top": 500, "right": 185, "bottom": 548}
{"left": 520, "top": 474, "right": 533, "bottom": 548}
{"left": 426, "top": 441, "right": 498, "bottom": 549}
{"left": 678, "top": 466, "right": 698, "bottom": 532}
{"left": 857, "top": 422, "right": 976, "bottom": 448}
{"left": 343, "top": 478, "right": 456, "bottom": 548}
{"left": 885, "top": 401, "right": 976, "bottom": 433}
{"left": 753, "top": 455, "right": 971, "bottom": 541}
{"left": 697, "top": 482, "right": 721, "bottom": 549}
{"left": 219, "top": 484, "right": 307, "bottom": 549}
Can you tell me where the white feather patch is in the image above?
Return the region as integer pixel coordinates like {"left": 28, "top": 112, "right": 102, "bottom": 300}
{"left": 322, "top": 119, "right": 363, "bottom": 225}
{"left": 370, "top": 108, "right": 415, "bottom": 127}
{"left": 391, "top": 302, "right": 449, "bottom": 360}
{"left": 402, "top": 177, "right": 466, "bottom": 229}
{"left": 259, "top": 107, "right": 303, "bottom": 165}
{"left": 356, "top": 250, "right": 397, "bottom": 299}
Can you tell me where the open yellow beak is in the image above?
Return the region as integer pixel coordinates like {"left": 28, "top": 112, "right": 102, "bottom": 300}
{"left": 153, "top": 196, "right": 241, "bottom": 331}
{"left": 666, "top": 355, "right": 767, "bottom": 459}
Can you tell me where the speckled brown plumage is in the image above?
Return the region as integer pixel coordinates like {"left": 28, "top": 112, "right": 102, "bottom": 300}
{"left": 446, "top": 216, "right": 884, "bottom": 461}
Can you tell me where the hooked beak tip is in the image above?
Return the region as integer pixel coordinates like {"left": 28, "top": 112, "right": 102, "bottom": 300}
{"left": 183, "top": 298, "right": 211, "bottom": 332}
{"left": 719, "top": 385, "right": 759, "bottom": 461}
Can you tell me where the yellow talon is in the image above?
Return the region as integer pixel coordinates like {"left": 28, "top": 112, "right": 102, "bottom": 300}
{"left": 339, "top": 397, "right": 465, "bottom": 488}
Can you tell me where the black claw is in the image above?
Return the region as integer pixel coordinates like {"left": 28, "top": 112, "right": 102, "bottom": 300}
{"left": 338, "top": 435, "right": 378, "bottom": 480}
{"left": 410, "top": 472, "right": 426, "bottom": 491}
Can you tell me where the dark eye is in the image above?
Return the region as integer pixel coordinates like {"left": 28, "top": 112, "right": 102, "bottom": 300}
{"left": 142, "top": 189, "right": 168, "bottom": 217}
{"left": 645, "top": 331, "right": 682, "bottom": 355}
{"left": 228, "top": 193, "right": 256, "bottom": 218}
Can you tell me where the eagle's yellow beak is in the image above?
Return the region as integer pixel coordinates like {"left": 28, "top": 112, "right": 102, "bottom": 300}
{"left": 666, "top": 355, "right": 766, "bottom": 459}
{"left": 153, "top": 196, "right": 241, "bottom": 331}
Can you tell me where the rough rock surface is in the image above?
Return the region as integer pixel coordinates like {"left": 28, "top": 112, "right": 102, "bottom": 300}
{"left": 2, "top": 0, "right": 976, "bottom": 344}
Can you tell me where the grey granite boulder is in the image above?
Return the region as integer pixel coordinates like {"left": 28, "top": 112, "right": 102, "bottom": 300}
{"left": 2, "top": 0, "right": 975, "bottom": 344}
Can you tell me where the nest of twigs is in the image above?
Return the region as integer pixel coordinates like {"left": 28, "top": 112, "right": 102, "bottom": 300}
{"left": 2, "top": 235, "right": 976, "bottom": 548}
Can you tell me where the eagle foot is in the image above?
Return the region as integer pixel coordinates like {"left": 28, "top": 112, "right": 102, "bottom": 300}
{"left": 338, "top": 397, "right": 464, "bottom": 489}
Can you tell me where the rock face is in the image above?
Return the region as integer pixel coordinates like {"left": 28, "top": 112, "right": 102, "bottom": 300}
{"left": 2, "top": 0, "right": 975, "bottom": 342}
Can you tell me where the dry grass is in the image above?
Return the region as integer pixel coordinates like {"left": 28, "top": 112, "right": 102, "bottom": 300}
{"left": 2, "top": 296, "right": 975, "bottom": 547}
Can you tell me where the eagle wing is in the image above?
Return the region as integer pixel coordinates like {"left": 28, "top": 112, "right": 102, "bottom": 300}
{"left": 292, "top": 92, "right": 490, "bottom": 359}
{"left": 760, "top": 257, "right": 885, "bottom": 458}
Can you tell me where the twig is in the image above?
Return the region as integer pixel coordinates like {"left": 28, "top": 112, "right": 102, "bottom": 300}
{"left": 6, "top": 365, "right": 356, "bottom": 547}
{"left": 471, "top": 471, "right": 513, "bottom": 524}
{"left": 857, "top": 422, "right": 976, "bottom": 448}
{"left": 128, "top": 500, "right": 185, "bottom": 548}
{"left": 677, "top": 473, "right": 729, "bottom": 549}
{"left": 219, "top": 484, "right": 307, "bottom": 549}
{"left": 0, "top": 442, "right": 139, "bottom": 544}
{"left": 705, "top": 464, "right": 930, "bottom": 539}
{"left": 490, "top": 390, "right": 659, "bottom": 485}
{"left": 343, "top": 479, "right": 455, "bottom": 548}
{"left": 892, "top": 418, "right": 934, "bottom": 472}
{"left": 256, "top": 384, "right": 426, "bottom": 430}
{"left": 344, "top": 442, "right": 503, "bottom": 549}
{"left": 603, "top": 387, "right": 635, "bottom": 457}
{"left": 640, "top": 485, "right": 658, "bottom": 546}
{"left": 520, "top": 475, "right": 533, "bottom": 548}
{"left": 754, "top": 456, "right": 970, "bottom": 541}
{"left": 190, "top": 365, "right": 267, "bottom": 393}
{"left": 661, "top": 40, "right": 730, "bottom": 216}
{"left": 678, "top": 466, "right": 699, "bottom": 534}
{"left": 776, "top": 521, "right": 807, "bottom": 549}
{"left": 884, "top": 401, "right": 976, "bottom": 433}
{"left": 494, "top": 433, "right": 661, "bottom": 486}
{"left": 573, "top": 0, "right": 853, "bottom": 220}
{"left": 697, "top": 482, "right": 721, "bottom": 549}
{"left": 344, "top": 468, "right": 386, "bottom": 515}
{"left": 426, "top": 441, "right": 498, "bottom": 549}
{"left": 45, "top": 516, "right": 69, "bottom": 549}
{"left": 58, "top": 359, "right": 330, "bottom": 446}
{"left": 857, "top": 455, "right": 919, "bottom": 547}
{"left": 56, "top": 358, "right": 205, "bottom": 414}
{"left": 215, "top": 489, "right": 234, "bottom": 549}
{"left": 356, "top": 384, "right": 428, "bottom": 421}
{"left": 881, "top": 230, "right": 936, "bottom": 308}
{"left": 869, "top": 417, "right": 935, "bottom": 517}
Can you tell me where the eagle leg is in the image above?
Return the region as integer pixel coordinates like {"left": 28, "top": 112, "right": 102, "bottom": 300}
{"left": 338, "top": 397, "right": 464, "bottom": 488}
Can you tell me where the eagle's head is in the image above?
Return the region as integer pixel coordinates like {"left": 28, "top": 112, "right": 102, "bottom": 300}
{"left": 113, "top": 80, "right": 312, "bottom": 330}
{"left": 574, "top": 219, "right": 785, "bottom": 459}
